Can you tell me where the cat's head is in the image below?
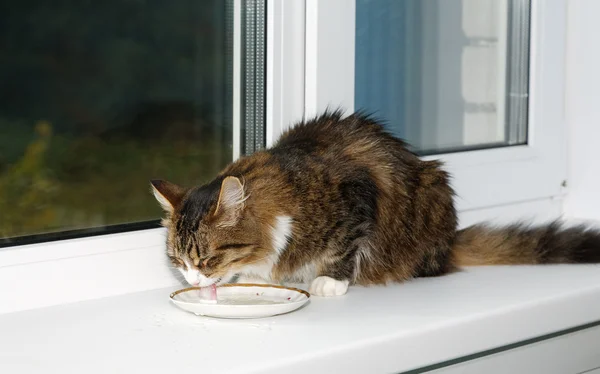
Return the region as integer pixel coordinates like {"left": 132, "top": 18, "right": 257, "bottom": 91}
{"left": 150, "top": 176, "right": 273, "bottom": 287}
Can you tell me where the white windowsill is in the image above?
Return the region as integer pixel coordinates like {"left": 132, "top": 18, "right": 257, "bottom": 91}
{"left": 2, "top": 265, "right": 600, "bottom": 374}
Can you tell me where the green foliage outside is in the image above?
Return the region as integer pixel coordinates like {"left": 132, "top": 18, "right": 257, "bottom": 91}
{"left": 0, "top": 0, "right": 233, "bottom": 239}
{"left": 0, "top": 120, "right": 228, "bottom": 238}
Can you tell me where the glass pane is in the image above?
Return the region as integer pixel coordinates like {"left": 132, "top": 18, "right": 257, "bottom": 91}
{"left": 0, "top": 1, "right": 244, "bottom": 243}
{"left": 355, "top": 0, "right": 530, "bottom": 155}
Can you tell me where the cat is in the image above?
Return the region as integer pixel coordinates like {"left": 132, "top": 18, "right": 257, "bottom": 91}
{"left": 150, "top": 111, "right": 600, "bottom": 297}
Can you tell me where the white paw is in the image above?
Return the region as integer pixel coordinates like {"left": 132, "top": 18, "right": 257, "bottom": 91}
{"left": 309, "top": 276, "right": 349, "bottom": 297}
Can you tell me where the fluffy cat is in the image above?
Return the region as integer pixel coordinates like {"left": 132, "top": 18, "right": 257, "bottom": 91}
{"left": 151, "top": 111, "right": 600, "bottom": 296}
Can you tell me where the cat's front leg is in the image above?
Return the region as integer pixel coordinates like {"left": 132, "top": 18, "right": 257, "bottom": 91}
{"left": 309, "top": 276, "right": 350, "bottom": 296}
{"left": 308, "top": 242, "right": 360, "bottom": 296}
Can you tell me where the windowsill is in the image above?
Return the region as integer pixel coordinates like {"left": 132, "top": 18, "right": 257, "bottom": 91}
{"left": 1, "top": 266, "right": 600, "bottom": 373}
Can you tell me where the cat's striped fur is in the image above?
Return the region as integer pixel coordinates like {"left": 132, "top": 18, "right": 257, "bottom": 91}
{"left": 151, "top": 111, "right": 600, "bottom": 296}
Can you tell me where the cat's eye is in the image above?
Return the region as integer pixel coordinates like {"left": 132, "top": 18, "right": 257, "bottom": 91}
{"left": 199, "top": 257, "right": 216, "bottom": 268}
{"left": 169, "top": 257, "right": 184, "bottom": 266}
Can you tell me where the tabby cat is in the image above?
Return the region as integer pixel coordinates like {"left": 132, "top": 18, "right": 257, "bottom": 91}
{"left": 151, "top": 111, "right": 600, "bottom": 296}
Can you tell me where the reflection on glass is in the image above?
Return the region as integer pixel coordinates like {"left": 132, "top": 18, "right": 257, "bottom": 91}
{"left": 355, "top": 0, "right": 530, "bottom": 154}
{"left": 0, "top": 1, "right": 233, "bottom": 241}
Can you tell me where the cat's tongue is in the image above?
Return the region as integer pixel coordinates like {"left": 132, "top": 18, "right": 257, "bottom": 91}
{"left": 197, "top": 284, "right": 218, "bottom": 303}
{"left": 209, "top": 284, "right": 217, "bottom": 301}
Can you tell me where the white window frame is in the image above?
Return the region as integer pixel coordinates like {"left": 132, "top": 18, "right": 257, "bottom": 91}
{"left": 0, "top": 0, "right": 568, "bottom": 313}
{"left": 265, "top": 0, "right": 306, "bottom": 146}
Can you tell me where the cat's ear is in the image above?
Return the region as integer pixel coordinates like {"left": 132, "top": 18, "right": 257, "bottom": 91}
{"left": 214, "top": 176, "right": 246, "bottom": 225}
{"left": 150, "top": 179, "right": 186, "bottom": 214}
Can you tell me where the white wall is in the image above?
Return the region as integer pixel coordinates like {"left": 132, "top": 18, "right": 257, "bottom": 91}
{"left": 563, "top": 0, "right": 600, "bottom": 220}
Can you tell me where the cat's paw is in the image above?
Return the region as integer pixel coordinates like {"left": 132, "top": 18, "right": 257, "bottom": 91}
{"left": 309, "top": 276, "right": 349, "bottom": 297}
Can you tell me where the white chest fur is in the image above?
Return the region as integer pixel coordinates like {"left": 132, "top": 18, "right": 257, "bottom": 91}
{"left": 237, "top": 215, "right": 293, "bottom": 282}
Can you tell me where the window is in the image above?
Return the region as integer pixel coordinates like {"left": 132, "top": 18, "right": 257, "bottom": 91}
{"left": 0, "top": 0, "right": 266, "bottom": 246}
{"left": 355, "top": 0, "right": 530, "bottom": 155}
{"left": 303, "top": 0, "right": 566, "bottom": 213}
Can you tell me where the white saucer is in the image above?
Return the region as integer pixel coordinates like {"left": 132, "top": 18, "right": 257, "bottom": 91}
{"left": 169, "top": 284, "right": 310, "bottom": 319}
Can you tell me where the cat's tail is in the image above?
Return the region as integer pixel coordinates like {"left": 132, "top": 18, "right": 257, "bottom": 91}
{"left": 450, "top": 221, "right": 600, "bottom": 266}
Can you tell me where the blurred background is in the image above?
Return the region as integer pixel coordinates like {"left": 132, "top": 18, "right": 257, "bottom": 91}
{"left": 0, "top": 0, "right": 233, "bottom": 240}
